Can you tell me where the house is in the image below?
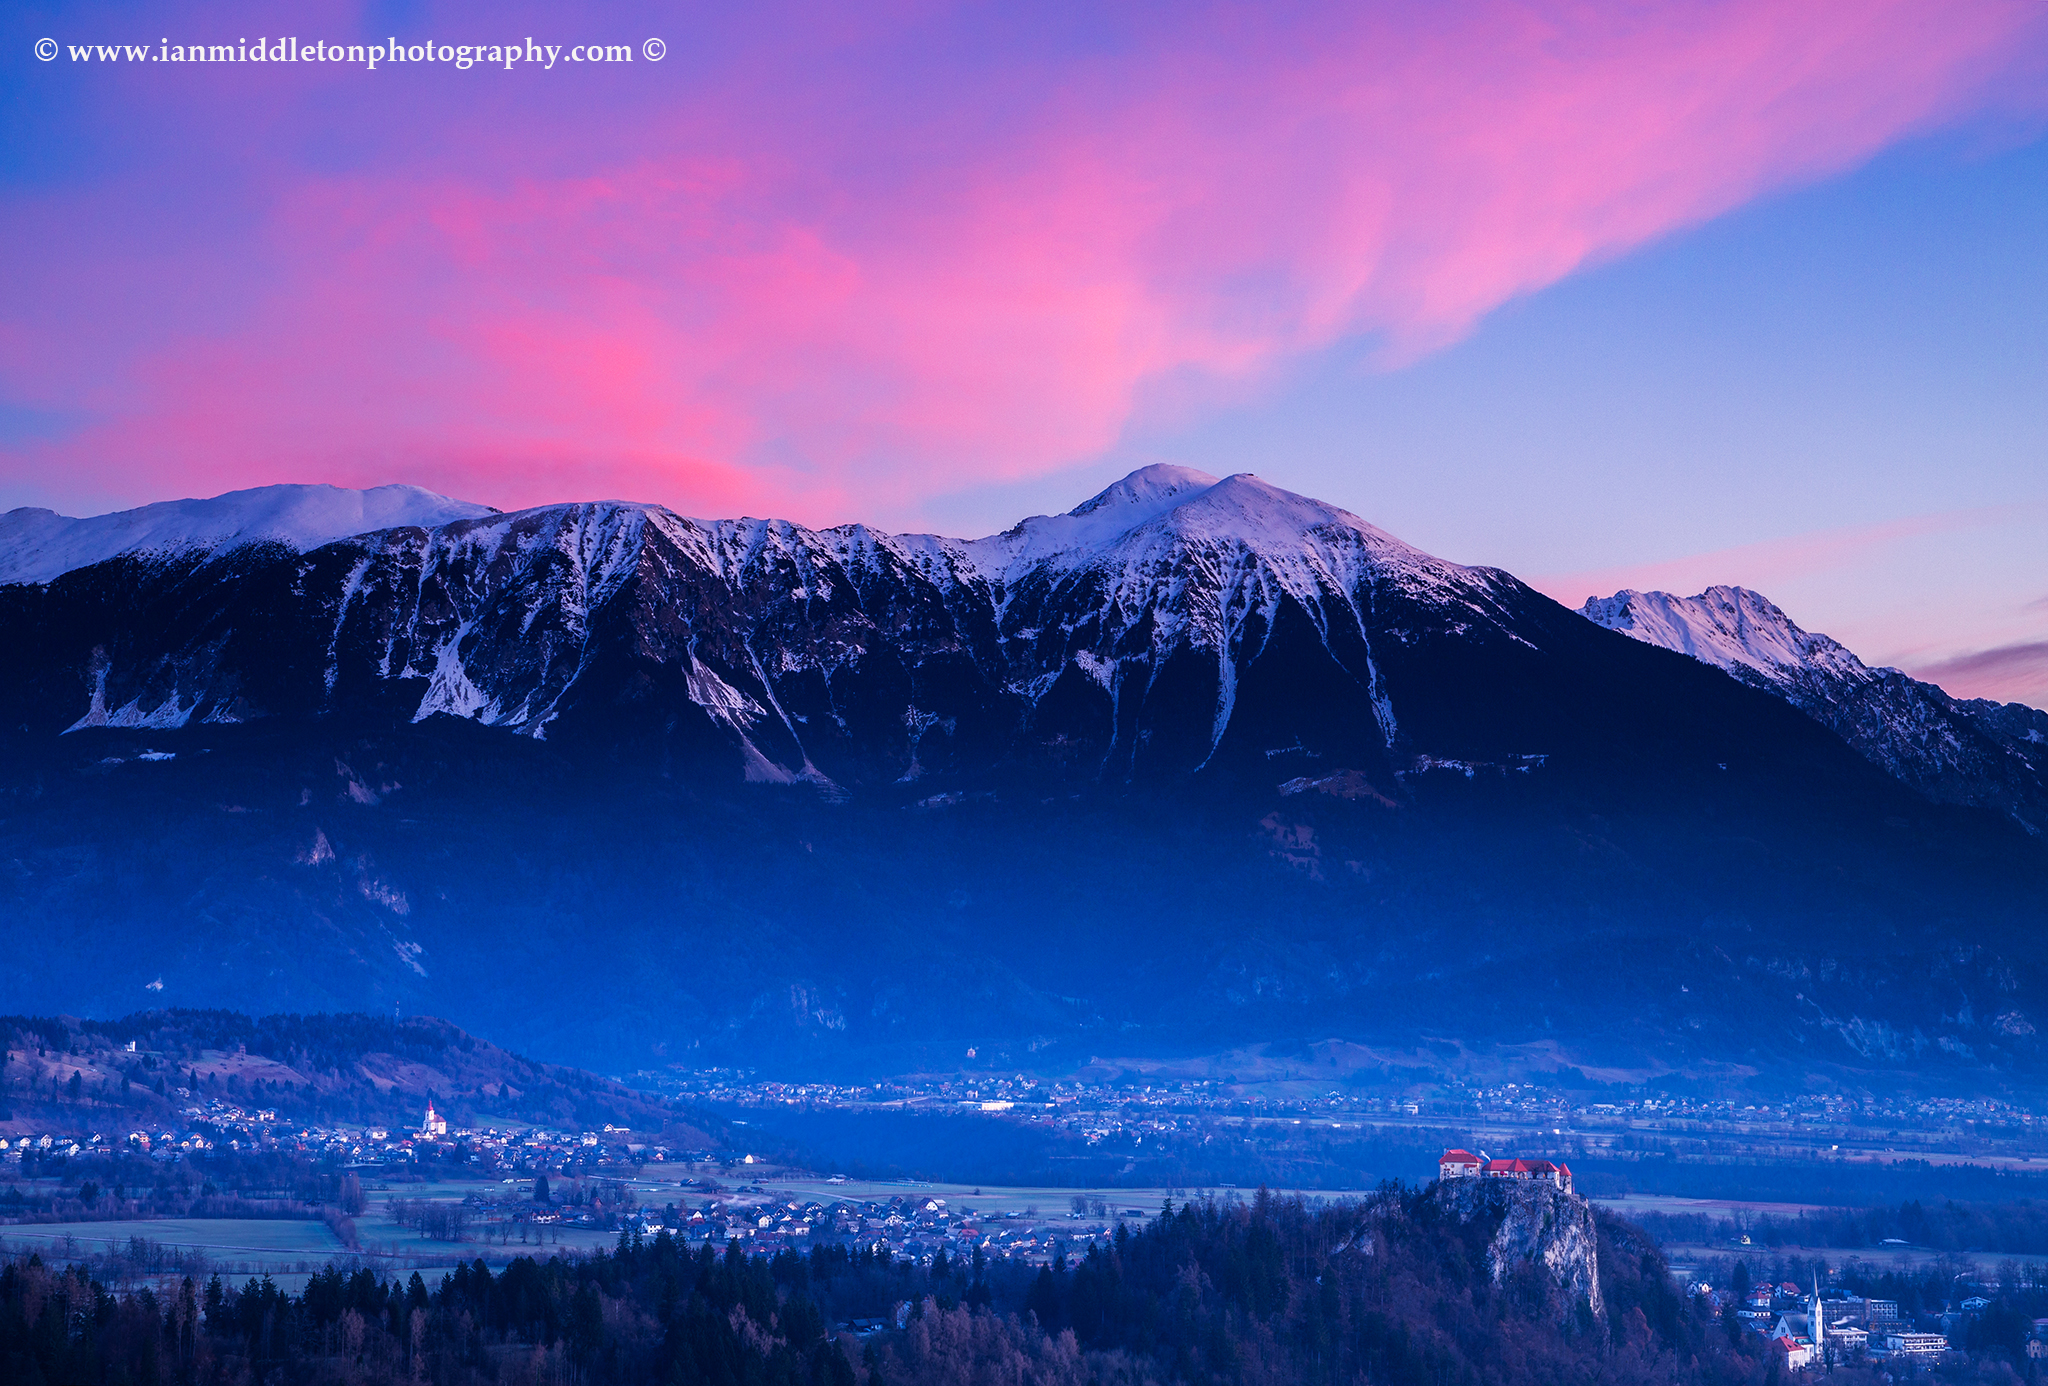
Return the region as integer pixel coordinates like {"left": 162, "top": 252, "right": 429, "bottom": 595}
{"left": 1438, "top": 1149, "right": 1483, "bottom": 1180}
{"left": 1961, "top": 1296, "right": 1991, "bottom": 1313}
{"left": 1774, "top": 1336, "right": 1812, "bottom": 1369}
{"left": 1480, "top": 1157, "right": 1574, "bottom": 1194}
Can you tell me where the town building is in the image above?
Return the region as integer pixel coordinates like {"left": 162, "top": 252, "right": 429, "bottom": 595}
{"left": 421, "top": 1101, "right": 448, "bottom": 1137}
{"left": 1825, "top": 1325, "right": 1868, "bottom": 1355}
{"left": 1884, "top": 1333, "right": 1950, "bottom": 1359}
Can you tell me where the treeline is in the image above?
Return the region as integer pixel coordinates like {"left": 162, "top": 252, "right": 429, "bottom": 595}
{"left": 1, "top": 1150, "right": 364, "bottom": 1227}
{"left": 385, "top": 1198, "right": 469, "bottom": 1242}
{"left": 1638, "top": 1197, "right": 2048, "bottom": 1255}
{"left": 2, "top": 1011, "right": 475, "bottom": 1076}
{"left": 0, "top": 1185, "right": 1832, "bottom": 1386}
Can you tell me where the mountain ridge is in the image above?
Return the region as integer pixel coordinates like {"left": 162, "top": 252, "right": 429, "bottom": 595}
{"left": 1582, "top": 584, "right": 2048, "bottom": 830}
{"left": 0, "top": 483, "right": 498, "bottom": 587}
{"left": 0, "top": 468, "right": 1551, "bottom": 786}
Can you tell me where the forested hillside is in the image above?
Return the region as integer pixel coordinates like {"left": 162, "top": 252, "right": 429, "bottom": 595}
{"left": 2, "top": 1184, "right": 1810, "bottom": 1386}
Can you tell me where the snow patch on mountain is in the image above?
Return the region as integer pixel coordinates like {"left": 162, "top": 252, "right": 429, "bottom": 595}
{"left": 65, "top": 663, "right": 198, "bottom": 733}
{"left": 0, "top": 484, "right": 497, "bottom": 586}
{"left": 412, "top": 622, "right": 497, "bottom": 724}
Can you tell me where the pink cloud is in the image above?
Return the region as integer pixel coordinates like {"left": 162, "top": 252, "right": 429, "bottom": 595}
{"left": 4, "top": 0, "right": 2045, "bottom": 521}
{"left": 1910, "top": 642, "right": 2048, "bottom": 706}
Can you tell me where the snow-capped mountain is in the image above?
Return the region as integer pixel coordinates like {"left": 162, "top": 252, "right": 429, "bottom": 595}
{"left": 1582, "top": 585, "right": 2048, "bottom": 830}
{"left": 11, "top": 470, "right": 2035, "bottom": 813}
{"left": 0, "top": 483, "right": 496, "bottom": 586}
{"left": 0, "top": 466, "right": 1614, "bottom": 784}
{"left": 5, "top": 471, "right": 2047, "bottom": 1085}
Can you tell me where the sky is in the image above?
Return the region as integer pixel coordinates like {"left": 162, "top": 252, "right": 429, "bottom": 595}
{"left": 2, "top": 1, "right": 2045, "bottom": 705}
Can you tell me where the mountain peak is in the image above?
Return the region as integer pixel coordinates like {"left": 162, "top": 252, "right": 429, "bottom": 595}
{"left": 1068, "top": 464, "right": 1222, "bottom": 518}
{"left": 0, "top": 483, "right": 498, "bottom": 586}
{"left": 1580, "top": 585, "right": 1871, "bottom": 688}
{"left": 970, "top": 465, "right": 1438, "bottom": 585}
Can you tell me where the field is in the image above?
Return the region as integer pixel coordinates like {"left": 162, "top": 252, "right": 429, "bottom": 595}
{"left": 1590, "top": 1194, "right": 1829, "bottom": 1218}
{"left": 354, "top": 1177, "right": 620, "bottom": 1262}
{"left": 0, "top": 1218, "right": 348, "bottom": 1278}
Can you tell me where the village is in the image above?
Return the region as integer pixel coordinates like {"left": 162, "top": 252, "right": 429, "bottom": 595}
{"left": 1690, "top": 1272, "right": 2031, "bottom": 1370}
{"left": 0, "top": 1097, "right": 1168, "bottom": 1276}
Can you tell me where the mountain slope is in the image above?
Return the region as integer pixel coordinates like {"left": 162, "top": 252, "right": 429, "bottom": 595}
{"left": 1, "top": 474, "right": 2044, "bottom": 1087}
{"left": 1582, "top": 585, "right": 2048, "bottom": 831}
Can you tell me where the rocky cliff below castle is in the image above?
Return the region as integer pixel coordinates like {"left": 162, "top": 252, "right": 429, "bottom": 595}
{"left": 1427, "top": 1176, "right": 1605, "bottom": 1322}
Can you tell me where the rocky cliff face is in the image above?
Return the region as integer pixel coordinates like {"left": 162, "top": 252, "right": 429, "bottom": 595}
{"left": 1430, "top": 1177, "right": 1603, "bottom": 1321}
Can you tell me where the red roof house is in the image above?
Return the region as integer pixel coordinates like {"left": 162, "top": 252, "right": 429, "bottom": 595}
{"left": 1439, "top": 1149, "right": 1484, "bottom": 1180}
{"left": 1481, "top": 1157, "right": 1574, "bottom": 1195}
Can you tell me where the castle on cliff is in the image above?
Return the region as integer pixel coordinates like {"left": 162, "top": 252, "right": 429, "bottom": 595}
{"left": 1439, "top": 1149, "right": 1574, "bottom": 1195}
